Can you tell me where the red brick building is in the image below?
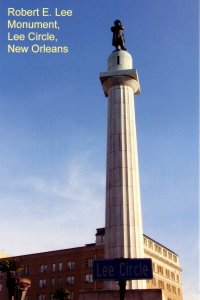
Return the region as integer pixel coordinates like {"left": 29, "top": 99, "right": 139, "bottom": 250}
{"left": 0, "top": 229, "right": 182, "bottom": 300}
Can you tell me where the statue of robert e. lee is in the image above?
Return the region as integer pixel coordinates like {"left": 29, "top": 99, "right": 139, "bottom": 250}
{"left": 111, "top": 20, "right": 126, "bottom": 51}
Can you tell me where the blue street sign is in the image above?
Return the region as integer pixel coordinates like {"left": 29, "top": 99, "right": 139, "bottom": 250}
{"left": 93, "top": 258, "right": 153, "bottom": 281}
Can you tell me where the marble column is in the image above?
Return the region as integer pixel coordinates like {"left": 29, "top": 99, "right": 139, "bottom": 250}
{"left": 100, "top": 50, "right": 146, "bottom": 289}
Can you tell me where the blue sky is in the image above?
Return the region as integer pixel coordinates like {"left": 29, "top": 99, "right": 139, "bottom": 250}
{"left": 0, "top": 0, "right": 198, "bottom": 299}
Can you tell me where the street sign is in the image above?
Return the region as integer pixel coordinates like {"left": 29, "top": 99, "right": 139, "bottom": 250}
{"left": 93, "top": 258, "right": 153, "bottom": 281}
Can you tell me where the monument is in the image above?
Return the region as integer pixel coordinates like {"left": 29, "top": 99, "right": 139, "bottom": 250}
{"left": 79, "top": 21, "right": 164, "bottom": 300}
{"left": 100, "top": 20, "right": 145, "bottom": 290}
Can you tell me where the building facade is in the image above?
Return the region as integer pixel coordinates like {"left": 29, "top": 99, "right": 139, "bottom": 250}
{"left": 143, "top": 234, "right": 182, "bottom": 300}
{"left": 0, "top": 229, "right": 182, "bottom": 300}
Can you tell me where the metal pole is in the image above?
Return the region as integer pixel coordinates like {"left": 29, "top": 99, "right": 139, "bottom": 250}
{"left": 119, "top": 280, "right": 126, "bottom": 300}
{"left": 6, "top": 278, "right": 16, "bottom": 300}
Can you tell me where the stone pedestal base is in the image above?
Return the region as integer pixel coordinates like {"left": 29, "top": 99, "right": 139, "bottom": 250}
{"left": 76, "top": 289, "right": 165, "bottom": 300}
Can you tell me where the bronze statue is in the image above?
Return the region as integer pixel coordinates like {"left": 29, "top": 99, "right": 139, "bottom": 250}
{"left": 111, "top": 20, "right": 126, "bottom": 51}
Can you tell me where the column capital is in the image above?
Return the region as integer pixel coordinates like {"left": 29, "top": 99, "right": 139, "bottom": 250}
{"left": 99, "top": 69, "right": 140, "bottom": 97}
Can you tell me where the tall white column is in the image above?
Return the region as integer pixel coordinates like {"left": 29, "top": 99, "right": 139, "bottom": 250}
{"left": 100, "top": 50, "right": 146, "bottom": 289}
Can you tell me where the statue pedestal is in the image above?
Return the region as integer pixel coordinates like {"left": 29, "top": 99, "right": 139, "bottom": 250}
{"left": 75, "top": 289, "right": 165, "bottom": 300}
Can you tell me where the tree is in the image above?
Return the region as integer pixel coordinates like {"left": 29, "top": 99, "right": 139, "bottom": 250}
{"left": 0, "top": 258, "right": 24, "bottom": 300}
{"left": 53, "top": 287, "right": 72, "bottom": 300}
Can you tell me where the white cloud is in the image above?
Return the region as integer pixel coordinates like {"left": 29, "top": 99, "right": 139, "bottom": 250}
{"left": 183, "top": 290, "right": 199, "bottom": 300}
{"left": 0, "top": 152, "right": 105, "bottom": 256}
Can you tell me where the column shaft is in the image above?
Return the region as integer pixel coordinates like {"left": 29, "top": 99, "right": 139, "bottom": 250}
{"left": 105, "top": 84, "right": 145, "bottom": 289}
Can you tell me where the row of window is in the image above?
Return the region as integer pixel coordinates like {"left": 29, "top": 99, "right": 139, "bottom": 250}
{"left": 38, "top": 293, "right": 68, "bottom": 300}
{"left": 147, "top": 279, "right": 181, "bottom": 295}
{"left": 38, "top": 294, "right": 45, "bottom": 300}
{"left": 38, "top": 273, "right": 93, "bottom": 288}
{"left": 144, "top": 237, "right": 178, "bottom": 262}
{"left": 153, "top": 263, "right": 180, "bottom": 283}
{"left": 39, "top": 259, "right": 93, "bottom": 273}
{"left": 166, "top": 283, "right": 180, "bottom": 294}
{"left": 24, "top": 292, "right": 181, "bottom": 300}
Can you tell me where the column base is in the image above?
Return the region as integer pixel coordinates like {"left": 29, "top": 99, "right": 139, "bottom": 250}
{"left": 75, "top": 289, "right": 165, "bottom": 300}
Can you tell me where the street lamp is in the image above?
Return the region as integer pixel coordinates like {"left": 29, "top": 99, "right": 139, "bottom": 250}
{"left": 16, "top": 278, "right": 31, "bottom": 300}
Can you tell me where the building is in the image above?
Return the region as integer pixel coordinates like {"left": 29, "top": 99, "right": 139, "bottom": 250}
{"left": 143, "top": 234, "right": 182, "bottom": 300}
{"left": 0, "top": 229, "right": 183, "bottom": 300}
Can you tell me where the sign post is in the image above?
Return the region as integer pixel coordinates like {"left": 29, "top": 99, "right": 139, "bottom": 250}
{"left": 118, "top": 280, "right": 126, "bottom": 300}
{"left": 93, "top": 258, "right": 153, "bottom": 300}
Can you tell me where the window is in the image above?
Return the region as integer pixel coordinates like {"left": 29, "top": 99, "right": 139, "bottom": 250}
{"left": 24, "top": 265, "right": 29, "bottom": 276}
{"left": 173, "top": 255, "right": 177, "bottom": 262}
{"left": 58, "top": 277, "right": 61, "bottom": 286}
{"left": 40, "top": 264, "right": 47, "bottom": 273}
{"left": 167, "top": 283, "right": 171, "bottom": 291}
{"left": 67, "top": 261, "right": 75, "bottom": 270}
{"left": 67, "top": 276, "right": 75, "bottom": 285}
{"left": 38, "top": 294, "right": 45, "bottom": 300}
{"left": 38, "top": 279, "right": 46, "bottom": 288}
{"left": 51, "top": 278, "right": 55, "bottom": 287}
{"left": 176, "top": 274, "right": 180, "bottom": 283}
{"left": 157, "top": 265, "right": 163, "bottom": 275}
{"left": 168, "top": 252, "right": 172, "bottom": 259}
{"left": 158, "top": 280, "right": 164, "bottom": 289}
{"left": 154, "top": 244, "right": 162, "bottom": 254}
{"left": 163, "top": 249, "right": 167, "bottom": 257}
{"left": 148, "top": 240, "right": 153, "bottom": 249}
{"left": 0, "top": 283, "right": 2, "bottom": 291}
{"left": 52, "top": 263, "right": 56, "bottom": 272}
{"left": 171, "top": 272, "right": 175, "bottom": 281}
{"left": 58, "top": 262, "right": 63, "bottom": 271}
{"left": 144, "top": 237, "right": 147, "bottom": 246}
{"left": 85, "top": 259, "right": 93, "bottom": 268}
{"left": 172, "top": 286, "right": 176, "bottom": 294}
{"left": 165, "top": 269, "right": 170, "bottom": 278}
{"left": 85, "top": 274, "right": 93, "bottom": 283}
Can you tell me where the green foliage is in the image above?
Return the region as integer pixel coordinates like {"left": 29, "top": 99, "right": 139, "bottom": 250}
{"left": 0, "top": 258, "right": 25, "bottom": 300}
{"left": 0, "top": 258, "right": 24, "bottom": 277}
